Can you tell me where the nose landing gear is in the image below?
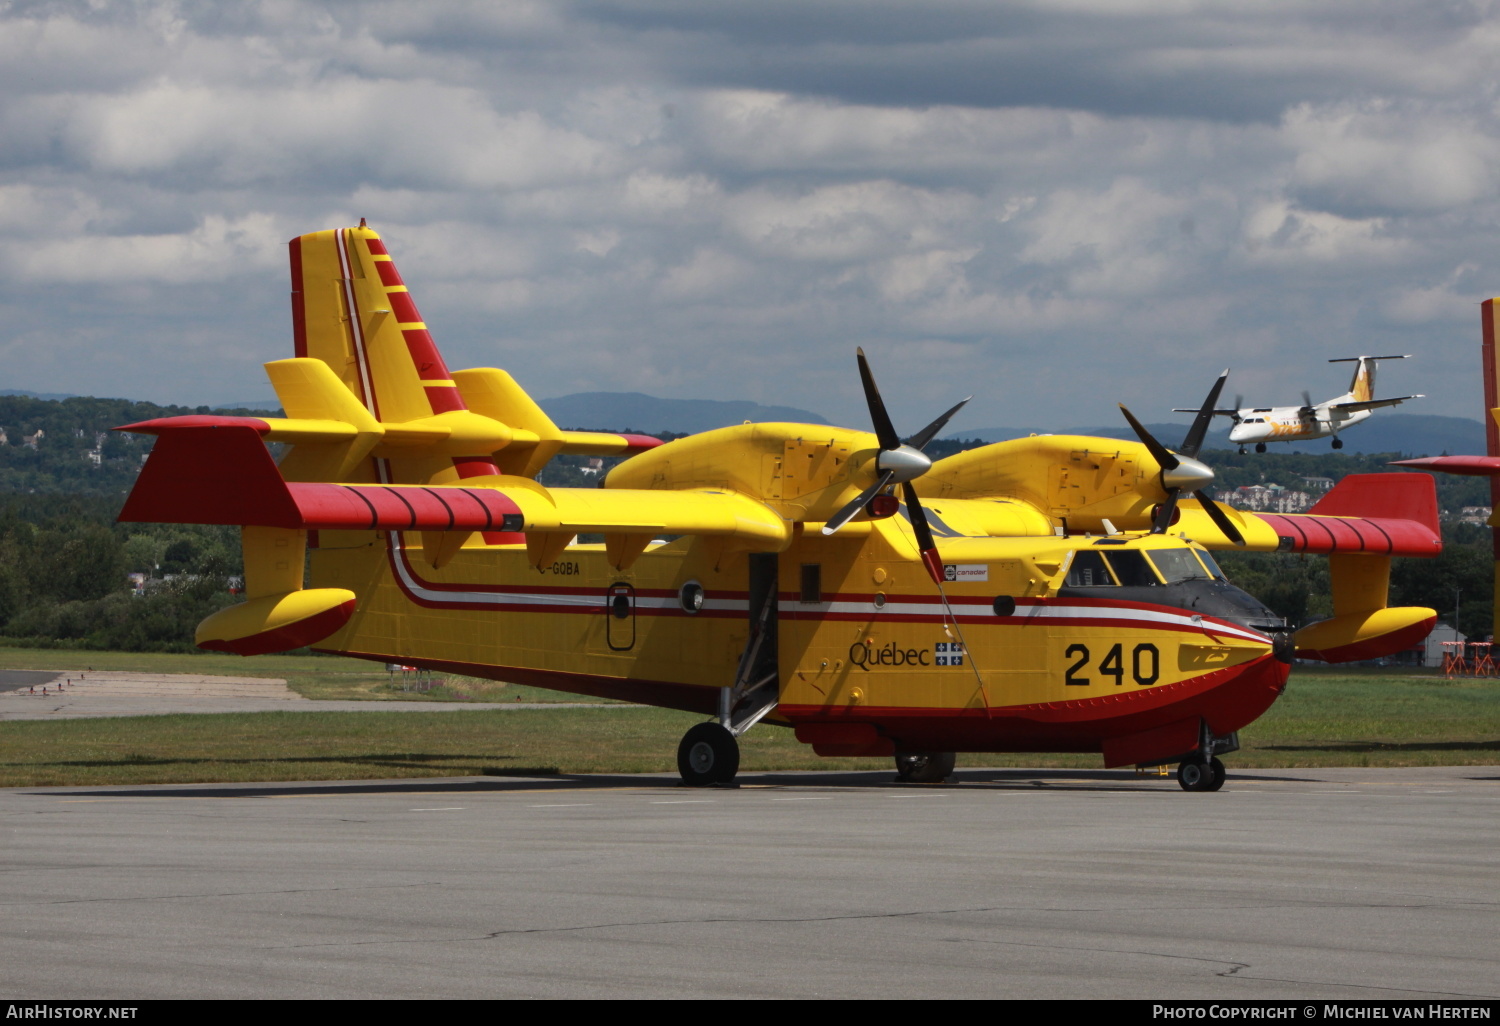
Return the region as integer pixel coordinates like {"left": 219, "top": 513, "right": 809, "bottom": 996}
{"left": 1177, "top": 756, "right": 1226, "bottom": 791}
{"left": 894, "top": 751, "right": 956, "bottom": 783}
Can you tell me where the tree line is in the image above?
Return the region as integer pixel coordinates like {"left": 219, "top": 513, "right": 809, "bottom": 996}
{"left": 0, "top": 395, "right": 1492, "bottom": 650}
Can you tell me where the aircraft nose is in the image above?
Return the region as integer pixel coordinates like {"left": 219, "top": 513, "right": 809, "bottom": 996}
{"left": 1272, "top": 631, "right": 1295, "bottom": 664}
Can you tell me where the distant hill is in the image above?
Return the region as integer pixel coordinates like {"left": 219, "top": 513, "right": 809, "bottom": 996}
{"left": 541, "top": 392, "right": 828, "bottom": 434}
{"left": 947, "top": 413, "right": 1486, "bottom": 458}
{"left": 212, "top": 400, "right": 280, "bottom": 412}
{"left": 2, "top": 388, "right": 77, "bottom": 402}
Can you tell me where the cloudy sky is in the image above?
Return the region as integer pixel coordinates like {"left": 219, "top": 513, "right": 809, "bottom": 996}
{"left": 2, "top": 0, "right": 1496, "bottom": 433}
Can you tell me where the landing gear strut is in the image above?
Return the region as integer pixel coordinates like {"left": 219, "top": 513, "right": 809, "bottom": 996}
{"left": 894, "top": 751, "right": 956, "bottom": 783}
{"left": 677, "top": 722, "right": 740, "bottom": 786}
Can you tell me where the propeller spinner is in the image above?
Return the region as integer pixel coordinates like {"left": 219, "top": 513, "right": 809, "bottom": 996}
{"left": 1119, "top": 370, "right": 1246, "bottom": 546}
{"left": 822, "top": 349, "right": 970, "bottom": 585}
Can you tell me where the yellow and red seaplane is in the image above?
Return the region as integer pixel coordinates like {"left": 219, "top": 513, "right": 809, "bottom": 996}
{"left": 116, "top": 225, "right": 1441, "bottom": 791}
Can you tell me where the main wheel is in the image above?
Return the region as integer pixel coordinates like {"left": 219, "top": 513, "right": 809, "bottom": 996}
{"left": 1255, "top": 442, "right": 1267, "bottom": 453}
{"left": 1206, "top": 756, "right": 1226, "bottom": 791}
{"left": 894, "top": 751, "right": 956, "bottom": 783}
{"left": 1177, "top": 759, "right": 1213, "bottom": 792}
{"left": 677, "top": 722, "right": 740, "bottom": 786}
{"left": 1332, "top": 437, "right": 1344, "bottom": 450}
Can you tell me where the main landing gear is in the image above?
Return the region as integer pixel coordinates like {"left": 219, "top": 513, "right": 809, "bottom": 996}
{"left": 678, "top": 722, "right": 740, "bottom": 786}
{"left": 1254, "top": 442, "right": 1267, "bottom": 453}
{"left": 894, "top": 751, "right": 956, "bottom": 784}
{"left": 1331, "top": 437, "right": 1343, "bottom": 449}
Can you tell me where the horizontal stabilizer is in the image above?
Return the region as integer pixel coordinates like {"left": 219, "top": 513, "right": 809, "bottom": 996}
{"left": 1332, "top": 395, "right": 1422, "bottom": 412}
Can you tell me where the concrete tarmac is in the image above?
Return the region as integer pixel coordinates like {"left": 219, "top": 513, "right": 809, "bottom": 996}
{"left": 0, "top": 669, "right": 610, "bottom": 719}
{"left": 1, "top": 766, "right": 1496, "bottom": 1000}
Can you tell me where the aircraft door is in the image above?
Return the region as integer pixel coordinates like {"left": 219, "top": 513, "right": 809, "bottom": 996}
{"left": 606, "top": 582, "right": 636, "bottom": 651}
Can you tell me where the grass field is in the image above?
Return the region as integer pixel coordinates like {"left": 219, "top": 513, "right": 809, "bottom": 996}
{"left": 1, "top": 649, "right": 1497, "bottom": 787}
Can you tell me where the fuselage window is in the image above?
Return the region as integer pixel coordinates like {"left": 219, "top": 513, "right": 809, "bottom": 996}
{"left": 1101, "top": 549, "right": 1160, "bottom": 587}
{"left": 800, "top": 563, "right": 822, "bottom": 604}
{"left": 1146, "top": 548, "right": 1214, "bottom": 584}
{"left": 1064, "top": 550, "right": 1117, "bottom": 587}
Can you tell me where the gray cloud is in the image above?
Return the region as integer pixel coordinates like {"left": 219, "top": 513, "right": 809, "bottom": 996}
{"left": 0, "top": 0, "right": 1492, "bottom": 434}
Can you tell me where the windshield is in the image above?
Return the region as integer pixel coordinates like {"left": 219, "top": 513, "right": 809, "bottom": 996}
{"left": 1147, "top": 548, "right": 1215, "bottom": 584}
{"left": 1103, "top": 549, "right": 1160, "bottom": 587}
{"left": 1192, "top": 548, "right": 1228, "bottom": 581}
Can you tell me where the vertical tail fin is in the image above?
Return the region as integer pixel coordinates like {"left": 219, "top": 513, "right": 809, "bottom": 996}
{"left": 1350, "top": 357, "right": 1375, "bottom": 401}
{"left": 289, "top": 224, "right": 503, "bottom": 488}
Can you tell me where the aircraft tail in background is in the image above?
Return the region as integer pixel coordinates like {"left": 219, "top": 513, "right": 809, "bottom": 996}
{"left": 1329, "top": 355, "right": 1408, "bottom": 404}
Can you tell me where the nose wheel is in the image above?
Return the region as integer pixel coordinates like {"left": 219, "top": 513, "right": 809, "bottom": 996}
{"left": 894, "top": 751, "right": 956, "bottom": 783}
{"left": 677, "top": 722, "right": 740, "bottom": 786}
{"left": 1177, "top": 756, "right": 1226, "bottom": 792}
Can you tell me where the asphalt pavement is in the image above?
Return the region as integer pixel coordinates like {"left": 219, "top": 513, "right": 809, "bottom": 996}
{"left": 1, "top": 765, "right": 1495, "bottom": 999}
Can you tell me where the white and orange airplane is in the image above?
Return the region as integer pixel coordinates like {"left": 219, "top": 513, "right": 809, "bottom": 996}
{"left": 115, "top": 225, "right": 1441, "bottom": 792}
{"left": 1179, "top": 356, "right": 1422, "bottom": 452}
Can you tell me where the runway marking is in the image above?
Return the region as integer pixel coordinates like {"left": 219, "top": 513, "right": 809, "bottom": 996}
{"left": 411, "top": 807, "right": 465, "bottom": 811}
{"left": 651, "top": 800, "right": 714, "bottom": 804}
{"left": 529, "top": 803, "right": 595, "bottom": 808}
{"left": 770, "top": 796, "right": 837, "bottom": 801}
{"left": 888, "top": 794, "right": 949, "bottom": 798}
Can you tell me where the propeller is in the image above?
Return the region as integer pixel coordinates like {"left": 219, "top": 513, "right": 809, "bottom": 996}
{"left": 822, "top": 349, "right": 971, "bottom": 584}
{"left": 1118, "top": 369, "right": 1245, "bottom": 546}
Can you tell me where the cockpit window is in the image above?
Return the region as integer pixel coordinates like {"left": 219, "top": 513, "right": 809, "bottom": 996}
{"left": 1192, "top": 548, "right": 1228, "bottom": 581}
{"left": 1064, "top": 550, "right": 1117, "bottom": 587}
{"left": 1103, "top": 549, "right": 1160, "bottom": 587}
{"left": 1147, "top": 548, "right": 1215, "bottom": 584}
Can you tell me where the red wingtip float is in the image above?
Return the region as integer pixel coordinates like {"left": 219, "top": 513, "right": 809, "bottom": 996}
{"left": 116, "top": 224, "right": 1443, "bottom": 791}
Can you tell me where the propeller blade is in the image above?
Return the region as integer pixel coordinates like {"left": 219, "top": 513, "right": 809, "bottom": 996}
{"left": 1118, "top": 404, "right": 1180, "bottom": 471}
{"left": 1178, "top": 370, "right": 1228, "bottom": 458}
{"left": 1152, "top": 488, "right": 1182, "bottom": 535}
{"left": 856, "top": 348, "right": 901, "bottom": 452}
{"left": 901, "top": 480, "right": 946, "bottom": 585}
{"left": 907, "top": 396, "right": 972, "bottom": 452}
{"left": 1194, "top": 490, "right": 1246, "bottom": 546}
{"left": 822, "top": 470, "right": 895, "bottom": 536}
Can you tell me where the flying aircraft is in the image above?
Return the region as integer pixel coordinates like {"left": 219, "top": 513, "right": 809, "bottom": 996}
{"left": 1176, "top": 356, "right": 1422, "bottom": 453}
{"left": 114, "top": 225, "right": 1441, "bottom": 792}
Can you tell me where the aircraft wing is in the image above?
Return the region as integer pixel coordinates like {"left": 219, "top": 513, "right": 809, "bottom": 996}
{"left": 1331, "top": 395, "right": 1423, "bottom": 413}
{"left": 1171, "top": 473, "right": 1440, "bottom": 556}
{"left": 117, "top": 421, "right": 788, "bottom": 547}
{"left": 1170, "top": 408, "right": 1239, "bottom": 416}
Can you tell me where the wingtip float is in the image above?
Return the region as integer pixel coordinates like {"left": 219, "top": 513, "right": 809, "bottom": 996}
{"left": 116, "top": 224, "right": 1442, "bottom": 791}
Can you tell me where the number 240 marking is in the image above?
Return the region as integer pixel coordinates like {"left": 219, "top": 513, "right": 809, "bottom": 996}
{"left": 1064, "top": 643, "right": 1160, "bottom": 687}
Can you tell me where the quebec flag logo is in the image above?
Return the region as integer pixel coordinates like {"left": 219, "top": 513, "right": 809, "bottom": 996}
{"left": 935, "top": 641, "right": 965, "bottom": 666}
